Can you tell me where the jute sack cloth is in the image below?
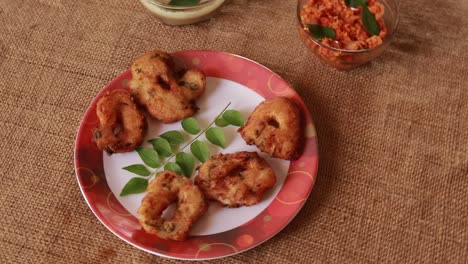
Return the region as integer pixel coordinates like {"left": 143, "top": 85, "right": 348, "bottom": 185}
{"left": 0, "top": 0, "right": 467, "bottom": 263}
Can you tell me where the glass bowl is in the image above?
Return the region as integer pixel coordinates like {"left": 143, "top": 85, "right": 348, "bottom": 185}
{"left": 296, "top": 0, "right": 399, "bottom": 70}
{"left": 139, "top": 0, "right": 228, "bottom": 26}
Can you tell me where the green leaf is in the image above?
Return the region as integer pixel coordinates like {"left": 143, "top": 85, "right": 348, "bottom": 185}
{"left": 345, "top": 0, "right": 367, "bottom": 8}
{"left": 168, "top": 0, "right": 200, "bottom": 6}
{"left": 181, "top": 117, "right": 201, "bottom": 135}
{"left": 164, "top": 162, "right": 183, "bottom": 174}
{"left": 120, "top": 177, "right": 148, "bottom": 196}
{"left": 176, "top": 152, "right": 195, "bottom": 177}
{"left": 361, "top": 5, "right": 381, "bottom": 36}
{"left": 122, "top": 164, "right": 150, "bottom": 176}
{"left": 307, "top": 24, "right": 336, "bottom": 40}
{"left": 160, "top": 130, "right": 184, "bottom": 147}
{"left": 136, "top": 147, "right": 160, "bottom": 168}
{"left": 149, "top": 138, "right": 172, "bottom": 157}
{"left": 206, "top": 127, "right": 226, "bottom": 148}
{"left": 190, "top": 140, "right": 210, "bottom": 163}
{"left": 222, "top": 110, "right": 244, "bottom": 126}
{"left": 215, "top": 116, "right": 229, "bottom": 127}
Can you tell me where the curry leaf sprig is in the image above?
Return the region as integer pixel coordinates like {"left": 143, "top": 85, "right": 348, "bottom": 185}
{"left": 119, "top": 102, "right": 244, "bottom": 196}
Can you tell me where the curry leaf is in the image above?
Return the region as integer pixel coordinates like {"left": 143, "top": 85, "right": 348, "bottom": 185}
{"left": 149, "top": 138, "right": 172, "bottom": 157}
{"left": 222, "top": 110, "right": 244, "bottom": 126}
{"left": 176, "top": 152, "right": 195, "bottom": 177}
{"left": 136, "top": 148, "right": 160, "bottom": 168}
{"left": 160, "top": 130, "right": 184, "bottom": 147}
{"left": 181, "top": 117, "right": 201, "bottom": 135}
{"left": 307, "top": 24, "right": 336, "bottom": 40}
{"left": 164, "top": 162, "right": 183, "bottom": 174}
{"left": 169, "top": 0, "right": 200, "bottom": 6}
{"left": 190, "top": 140, "right": 210, "bottom": 162}
{"left": 345, "top": 0, "right": 367, "bottom": 8}
{"left": 206, "top": 127, "right": 226, "bottom": 148}
{"left": 215, "top": 116, "right": 229, "bottom": 127}
{"left": 120, "top": 177, "right": 148, "bottom": 196}
{"left": 122, "top": 164, "right": 151, "bottom": 176}
{"left": 361, "top": 5, "right": 381, "bottom": 36}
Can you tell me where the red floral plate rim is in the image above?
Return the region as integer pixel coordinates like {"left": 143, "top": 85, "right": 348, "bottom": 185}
{"left": 74, "top": 50, "right": 319, "bottom": 260}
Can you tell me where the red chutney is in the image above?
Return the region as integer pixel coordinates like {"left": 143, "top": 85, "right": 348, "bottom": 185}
{"left": 300, "top": 0, "right": 387, "bottom": 50}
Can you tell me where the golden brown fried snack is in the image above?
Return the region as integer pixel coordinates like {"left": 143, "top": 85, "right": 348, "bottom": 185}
{"left": 93, "top": 90, "right": 147, "bottom": 155}
{"left": 138, "top": 171, "right": 208, "bottom": 241}
{"left": 238, "top": 97, "right": 304, "bottom": 160}
{"left": 129, "top": 50, "right": 206, "bottom": 123}
{"left": 195, "top": 152, "right": 276, "bottom": 208}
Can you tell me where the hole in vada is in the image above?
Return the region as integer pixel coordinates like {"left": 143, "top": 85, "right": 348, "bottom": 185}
{"left": 188, "top": 83, "right": 199, "bottom": 91}
{"left": 113, "top": 123, "right": 123, "bottom": 135}
{"left": 94, "top": 130, "right": 101, "bottom": 139}
{"left": 267, "top": 118, "right": 279, "bottom": 128}
{"left": 227, "top": 166, "right": 246, "bottom": 179}
{"left": 161, "top": 203, "right": 177, "bottom": 221}
{"left": 156, "top": 75, "right": 171, "bottom": 90}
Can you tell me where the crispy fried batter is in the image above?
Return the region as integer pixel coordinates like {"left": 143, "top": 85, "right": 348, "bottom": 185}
{"left": 195, "top": 152, "right": 276, "bottom": 208}
{"left": 129, "top": 50, "right": 206, "bottom": 123}
{"left": 238, "top": 97, "right": 304, "bottom": 160}
{"left": 138, "top": 171, "right": 208, "bottom": 241}
{"left": 93, "top": 90, "right": 147, "bottom": 155}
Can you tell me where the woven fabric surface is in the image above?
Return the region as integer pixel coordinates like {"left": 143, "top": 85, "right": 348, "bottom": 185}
{"left": 1, "top": 0, "right": 467, "bottom": 263}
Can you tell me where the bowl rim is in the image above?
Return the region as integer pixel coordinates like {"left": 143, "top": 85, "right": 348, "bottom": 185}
{"left": 296, "top": 0, "right": 400, "bottom": 54}
{"left": 147, "top": 0, "right": 217, "bottom": 10}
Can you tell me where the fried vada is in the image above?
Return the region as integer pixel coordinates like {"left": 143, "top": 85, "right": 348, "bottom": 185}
{"left": 129, "top": 50, "right": 206, "bottom": 123}
{"left": 138, "top": 171, "right": 208, "bottom": 241}
{"left": 195, "top": 152, "right": 276, "bottom": 208}
{"left": 238, "top": 97, "right": 304, "bottom": 160}
{"left": 93, "top": 90, "right": 147, "bottom": 155}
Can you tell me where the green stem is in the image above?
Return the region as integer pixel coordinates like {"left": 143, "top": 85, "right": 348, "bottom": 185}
{"left": 150, "top": 101, "right": 232, "bottom": 177}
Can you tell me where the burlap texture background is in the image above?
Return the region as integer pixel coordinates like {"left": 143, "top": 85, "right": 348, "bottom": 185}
{"left": 1, "top": 0, "right": 467, "bottom": 263}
